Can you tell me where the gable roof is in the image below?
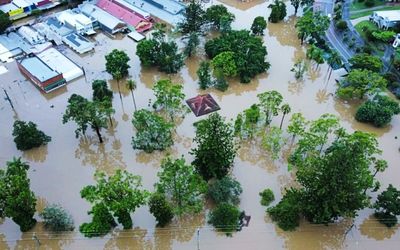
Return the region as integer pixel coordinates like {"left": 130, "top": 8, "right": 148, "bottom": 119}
{"left": 186, "top": 94, "right": 221, "bottom": 117}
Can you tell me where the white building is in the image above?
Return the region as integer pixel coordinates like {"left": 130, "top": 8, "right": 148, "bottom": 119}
{"left": 370, "top": 10, "right": 400, "bottom": 29}
{"left": 17, "top": 26, "right": 46, "bottom": 45}
{"left": 36, "top": 47, "right": 84, "bottom": 82}
{"left": 57, "top": 10, "right": 96, "bottom": 35}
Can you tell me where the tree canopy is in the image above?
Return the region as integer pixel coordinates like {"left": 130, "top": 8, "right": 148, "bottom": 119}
{"left": 0, "top": 10, "right": 11, "bottom": 34}
{"left": 295, "top": 11, "right": 329, "bottom": 44}
{"left": 269, "top": 114, "right": 387, "bottom": 230}
{"left": 92, "top": 80, "right": 113, "bottom": 102}
{"left": 80, "top": 170, "right": 149, "bottom": 235}
{"left": 208, "top": 176, "right": 243, "bottom": 205}
{"left": 131, "top": 109, "right": 174, "bottom": 153}
{"left": 205, "top": 30, "right": 270, "bottom": 83}
{"left": 355, "top": 95, "right": 400, "bottom": 127}
{"left": 63, "top": 94, "right": 112, "bottom": 143}
{"left": 251, "top": 16, "right": 267, "bottom": 35}
{"left": 209, "top": 203, "right": 240, "bottom": 234}
{"left": 204, "top": 4, "right": 235, "bottom": 31}
{"left": 12, "top": 120, "right": 51, "bottom": 150}
{"left": 148, "top": 192, "right": 174, "bottom": 227}
{"left": 40, "top": 204, "right": 74, "bottom": 232}
{"left": 0, "top": 158, "right": 37, "bottom": 232}
{"left": 136, "top": 25, "right": 184, "bottom": 74}
{"left": 152, "top": 79, "right": 187, "bottom": 121}
{"left": 337, "top": 69, "right": 387, "bottom": 99}
{"left": 349, "top": 53, "right": 383, "bottom": 73}
{"left": 191, "top": 113, "right": 238, "bottom": 180}
{"left": 374, "top": 184, "right": 400, "bottom": 227}
{"left": 178, "top": 0, "right": 205, "bottom": 34}
{"left": 212, "top": 51, "right": 238, "bottom": 77}
{"left": 105, "top": 49, "right": 130, "bottom": 81}
{"left": 268, "top": 0, "right": 287, "bottom": 23}
{"left": 156, "top": 156, "right": 207, "bottom": 215}
{"left": 197, "top": 61, "right": 213, "bottom": 90}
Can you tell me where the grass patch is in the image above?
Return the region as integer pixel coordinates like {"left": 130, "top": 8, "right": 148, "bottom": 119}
{"left": 350, "top": 0, "right": 385, "bottom": 11}
{"left": 351, "top": 5, "right": 400, "bottom": 19}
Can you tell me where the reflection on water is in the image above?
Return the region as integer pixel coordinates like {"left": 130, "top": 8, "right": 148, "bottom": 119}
{"left": 359, "top": 215, "right": 399, "bottom": 240}
{"left": 22, "top": 145, "right": 48, "bottom": 163}
{"left": 104, "top": 228, "right": 152, "bottom": 250}
{"left": 75, "top": 136, "right": 127, "bottom": 176}
{"left": 35, "top": 197, "right": 48, "bottom": 214}
{"left": 218, "top": 0, "right": 266, "bottom": 10}
{"left": 278, "top": 219, "right": 352, "bottom": 250}
{"left": 14, "top": 223, "right": 74, "bottom": 250}
{"left": 237, "top": 139, "right": 278, "bottom": 173}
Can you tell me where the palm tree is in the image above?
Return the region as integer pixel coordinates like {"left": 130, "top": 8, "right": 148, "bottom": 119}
{"left": 327, "top": 50, "right": 342, "bottom": 80}
{"left": 279, "top": 103, "right": 291, "bottom": 129}
{"left": 306, "top": 45, "right": 324, "bottom": 70}
{"left": 126, "top": 79, "right": 137, "bottom": 111}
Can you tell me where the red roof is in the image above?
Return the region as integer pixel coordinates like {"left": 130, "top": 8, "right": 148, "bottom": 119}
{"left": 96, "top": 0, "right": 152, "bottom": 32}
{"left": 186, "top": 94, "right": 221, "bottom": 117}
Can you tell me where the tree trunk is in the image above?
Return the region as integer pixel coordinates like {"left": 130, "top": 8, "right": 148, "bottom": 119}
{"left": 294, "top": 6, "right": 298, "bottom": 15}
{"left": 279, "top": 113, "right": 286, "bottom": 129}
{"left": 130, "top": 90, "right": 137, "bottom": 111}
{"left": 328, "top": 67, "right": 333, "bottom": 81}
{"left": 109, "top": 115, "right": 113, "bottom": 127}
{"left": 95, "top": 126, "right": 103, "bottom": 143}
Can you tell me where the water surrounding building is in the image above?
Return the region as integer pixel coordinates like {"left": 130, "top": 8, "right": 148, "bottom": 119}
{"left": 17, "top": 54, "right": 66, "bottom": 93}
{"left": 17, "top": 25, "right": 46, "bottom": 45}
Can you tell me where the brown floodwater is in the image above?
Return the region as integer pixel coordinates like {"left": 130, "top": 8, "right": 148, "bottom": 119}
{"left": 1, "top": 0, "right": 400, "bottom": 249}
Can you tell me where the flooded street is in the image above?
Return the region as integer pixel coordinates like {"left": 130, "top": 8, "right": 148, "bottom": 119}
{"left": 1, "top": 0, "right": 400, "bottom": 249}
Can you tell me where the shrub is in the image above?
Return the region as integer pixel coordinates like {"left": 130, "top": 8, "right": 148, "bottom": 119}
{"left": 355, "top": 95, "right": 400, "bottom": 127}
{"left": 40, "top": 205, "right": 74, "bottom": 232}
{"left": 374, "top": 184, "right": 400, "bottom": 227}
{"left": 362, "top": 45, "right": 374, "bottom": 54}
{"left": 267, "top": 189, "right": 301, "bottom": 231}
{"left": 148, "top": 193, "right": 174, "bottom": 227}
{"left": 259, "top": 189, "right": 275, "bottom": 206}
{"left": 209, "top": 203, "right": 240, "bottom": 234}
{"left": 79, "top": 204, "right": 116, "bottom": 237}
{"left": 208, "top": 177, "right": 243, "bottom": 205}
{"left": 12, "top": 120, "right": 51, "bottom": 150}
{"left": 335, "top": 20, "right": 348, "bottom": 31}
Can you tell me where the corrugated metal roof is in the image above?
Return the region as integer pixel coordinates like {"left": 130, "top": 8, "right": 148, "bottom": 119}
{"left": 19, "top": 56, "right": 59, "bottom": 81}
{"left": 80, "top": 2, "right": 126, "bottom": 31}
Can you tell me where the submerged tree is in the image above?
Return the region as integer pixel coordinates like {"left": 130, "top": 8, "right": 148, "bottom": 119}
{"left": 262, "top": 126, "right": 285, "bottom": 160}
{"left": 148, "top": 192, "right": 174, "bottom": 227}
{"left": 178, "top": 0, "right": 205, "bottom": 34}
{"left": 63, "top": 94, "right": 111, "bottom": 143}
{"left": 80, "top": 170, "right": 149, "bottom": 235}
{"left": 131, "top": 109, "right": 173, "bottom": 153}
{"left": 12, "top": 120, "right": 51, "bottom": 150}
{"left": 287, "top": 112, "right": 307, "bottom": 143}
{"left": 152, "top": 79, "right": 187, "bottom": 121}
{"left": 204, "top": 4, "right": 235, "bottom": 31}
{"left": 126, "top": 79, "right": 137, "bottom": 111}
{"left": 212, "top": 51, "right": 238, "bottom": 78}
{"left": 209, "top": 203, "right": 241, "bottom": 234}
{"left": 137, "top": 25, "right": 184, "bottom": 74}
{"left": 191, "top": 113, "right": 238, "bottom": 181}
{"left": 205, "top": 30, "right": 270, "bottom": 83}
{"left": 156, "top": 156, "right": 207, "bottom": 215}
{"left": 92, "top": 80, "right": 114, "bottom": 125}
{"left": 40, "top": 204, "right": 74, "bottom": 232}
{"left": 306, "top": 44, "right": 324, "bottom": 69}
{"left": 251, "top": 16, "right": 267, "bottom": 35}
{"left": 0, "top": 10, "right": 11, "bottom": 33}
{"left": 208, "top": 176, "right": 243, "bottom": 205}
{"left": 197, "top": 61, "right": 213, "bottom": 89}
{"left": 105, "top": 49, "right": 130, "bottom": 84}
{"left": 268, "top": 0, "right": 287, "bottom": 23}
{"left": 257, "top": 90, "right": 283, "bottom": 125}
{"left": 184, "top": 32, "right": 200, "bottom": 57}
{"left": 296, "top": 11, "right": 329, "bottom": 45}
{"left": 355, "top": 95, "right": 400, "bottom": 127}
{"left": 290, "top": 59, "right": 308, "bottom": 80}
{"left": 279, "top": 103, "right": 291, "bottom": 129}
{"left": 269, "top": 118, "right": 387, "bottom": 230}
{"left": 0, "top": 158, "right": 37, "bottom": 232}
{"left": 337, "top": 69, "right": 387, "bottom": 99}
{"left": 374, "top": 184, "right": 400, "bottom": 227}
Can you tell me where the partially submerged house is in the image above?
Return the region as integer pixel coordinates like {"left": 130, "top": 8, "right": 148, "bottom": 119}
{"left": 17, "top": 54, "right": 66, "bottom": 93}
{"left": 370, "top": 10, "right": 400, "bottom": 29}
{"left": 79, "top": 2, "right": 127, "bottom": 34}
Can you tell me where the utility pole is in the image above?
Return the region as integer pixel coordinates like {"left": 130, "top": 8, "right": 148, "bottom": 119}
{"left": 3, "top": 88, "right": 15, "bottom": 111}
{"left": 196, "top": 228, "right": 200, "bottom": 250}
{"left": 33, "top": 233, "right": 40, "bottom": 250}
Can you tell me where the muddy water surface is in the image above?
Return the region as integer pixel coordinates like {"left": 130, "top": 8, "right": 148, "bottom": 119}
{"left": 1, "top": 0, "right": 400, "bottom": 249}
